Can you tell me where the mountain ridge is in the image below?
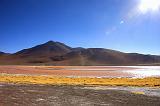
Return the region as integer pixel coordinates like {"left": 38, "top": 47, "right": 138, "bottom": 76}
{"left": 0, "top": 41, "right": 160, "bottom": 65}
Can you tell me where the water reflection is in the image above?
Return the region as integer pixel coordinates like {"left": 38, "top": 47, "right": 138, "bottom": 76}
{"left": 124, "top": 66, "right": 160, "bottom": 78}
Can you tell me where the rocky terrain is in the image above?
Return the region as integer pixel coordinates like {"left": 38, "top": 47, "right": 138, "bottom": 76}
{"left": 1, "top": 84, "right": 160, "bottom": 106}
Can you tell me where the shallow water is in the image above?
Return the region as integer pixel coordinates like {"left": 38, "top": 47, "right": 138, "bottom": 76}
{"left": 123, "top": 66, "right": 160, "bottom": 78}
{"left": 66, "top": 66, "right": 160, "bottom": 78}
{"left": 0, "top": 66, "right": 160, "bottom": 78}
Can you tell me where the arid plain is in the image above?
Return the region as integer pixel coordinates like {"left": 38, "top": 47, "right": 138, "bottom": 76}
{"left": 0, "top": 65, "right": 160, "bottom": 106}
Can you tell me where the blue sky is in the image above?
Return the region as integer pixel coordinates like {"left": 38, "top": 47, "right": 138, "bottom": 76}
{"left": 0, "top": 0, "right": 160, "bottom": 55}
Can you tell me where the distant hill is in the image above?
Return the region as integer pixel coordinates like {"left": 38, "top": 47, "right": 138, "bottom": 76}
{"left": 0, "top": 41, "right": 160, "bottom": 65}
{"left": 0, "top": 52, "right": 5, "bottom": 55}
{"left": 0, "top": 51, "right": 10, "bottom": 56}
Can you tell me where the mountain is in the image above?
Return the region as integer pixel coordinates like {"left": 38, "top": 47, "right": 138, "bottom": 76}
{"left": 14, "top": 41, "right": 72, "bottom": 57}
{"left": 0, "top": 41, "right": 160, "bottom": 65}
{"left": 0, "top": 51, "right": 10, "bottom": 56}
{"left": 0, "top": 52, "right": 5, "bottom": 55}
{"left": 0, "top": 41, "right": 72, "bottom": 64}
{"left": 51, "top": 48, "right": 160, "bottom": 65}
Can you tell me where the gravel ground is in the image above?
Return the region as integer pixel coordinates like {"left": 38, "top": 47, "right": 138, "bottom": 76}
{"left": 0, "top": 84, "right": 160, "bottom": 106}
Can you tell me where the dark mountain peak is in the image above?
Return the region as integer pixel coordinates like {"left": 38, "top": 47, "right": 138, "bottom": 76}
{"left": 41, "top": 41, "right": 72, "bottom": 51}
{"left": 0, "top": 51, "right": 9, "bottom": 55}
{"left": 45, "top": 40, "right": 56, "bottom": 44}
{"left": 43, "top": 41, "right": 60, "bottom": 47}
{"left": 0, "top": 52, "right": 5, "bottom": 56}
{"left": 0, "top": 51, "right": 10, "bottom": 56}
{"left": 0, "top": 51, "right": 5, "bottom": 54}
{"left": 14, "top": 41, "right": 72, "bottom": 57}
{"left": 44, "top": 40, "right": 60, "bottom": 45}
{"left": 43, "top": 41, "right": 71, "bottom": 48}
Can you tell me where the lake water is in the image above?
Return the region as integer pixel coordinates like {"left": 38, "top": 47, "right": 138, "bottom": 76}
{"left": 123, "top": 66, "right": 160, "bottom": 78}
{"left": 0, "top": 66, "right": 160, "bottom": 78}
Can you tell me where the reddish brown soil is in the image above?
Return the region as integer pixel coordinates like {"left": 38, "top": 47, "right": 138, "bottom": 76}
{"left": 0, "top": 66, "right": 136, "bottom": 77}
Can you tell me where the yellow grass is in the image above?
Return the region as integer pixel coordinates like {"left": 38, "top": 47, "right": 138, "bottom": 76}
{"left": 0, "top": 74, "right": 160, "bottom": 87}
{"left": 131, "top": 91, "right": 145, "bottom": 95}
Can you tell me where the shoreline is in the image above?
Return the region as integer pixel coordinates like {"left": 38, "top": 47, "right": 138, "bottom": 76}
{"left": 0, "top": 65, "right": 143, "bottom": 78}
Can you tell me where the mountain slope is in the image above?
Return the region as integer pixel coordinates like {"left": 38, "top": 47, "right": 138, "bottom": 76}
{"left": 51, "top": 48, "right": 160, "bottom": 65}
{"left": 0, "top": 41, "right": 160, "bottom": 65}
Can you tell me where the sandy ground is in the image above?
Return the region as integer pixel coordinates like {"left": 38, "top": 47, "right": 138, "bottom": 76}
{"left": 0, "top": 66, "right": 136, "bottom": 77}
{"left": 0, "top": 84, "right": 160, "bottom": 106}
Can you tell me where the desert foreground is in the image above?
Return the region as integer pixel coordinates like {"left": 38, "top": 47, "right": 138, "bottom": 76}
{"left": 1, "top": 84, "right": 160, "bottom": 106}
{"left": 1, "top": 66, "right": 160, "bottom": 106}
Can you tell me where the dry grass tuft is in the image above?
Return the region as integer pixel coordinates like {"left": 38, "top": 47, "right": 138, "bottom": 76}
{"left": 0, "top": 74, "right": 160, "bottom": 87}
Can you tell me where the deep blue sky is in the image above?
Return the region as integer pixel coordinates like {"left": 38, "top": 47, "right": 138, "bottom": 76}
{"left": 0, "top": 0, "right": 160, "bottom": 55}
